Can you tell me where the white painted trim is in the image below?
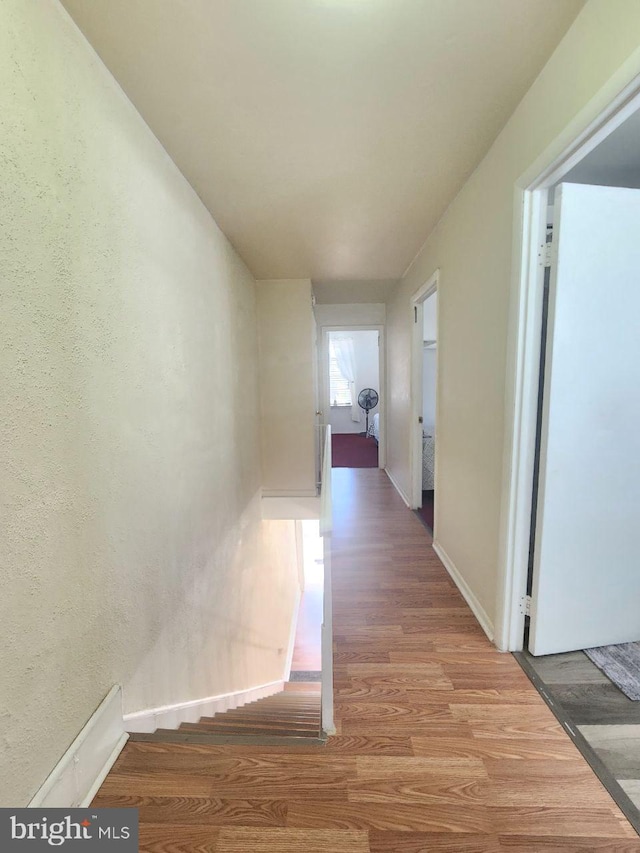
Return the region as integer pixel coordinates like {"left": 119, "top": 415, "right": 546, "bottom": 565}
{"left": 320, "top": 532, "right": 336, "bottom": 736}
{"left": 261, "top": 495, "right": 321, "bottom": 519}
{"left": 495, "top": 188, "right": 546, "bottom": 652}
{"left": 123, "top": 680, "right": 284, "bottom": 734}
{"left": 29, "top": 685, "right": 128, "bottom": 808}
{"left": 433, "top": 541, "right": 495, "bottom": 643}
{"left": 384, "top": 467, "right": 411, "bottom": 508}
{"left": 410, "top": 271, "right": 439, "bottom": 510}
{"left": 497, "top": 66, "right": 640, "bottom": 652}
{"left": 412, "top": 270, "right": 440, "bottom": 304}
{"left": 319, "top": 424, "right": 333, "bottom": 536}
{"left": 284, "top": 585, "right": 302, "bottom": 681}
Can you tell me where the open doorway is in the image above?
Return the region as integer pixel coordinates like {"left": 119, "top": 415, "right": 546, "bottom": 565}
{"left": 504, "top": 88, "right": 640, "bottom": 830}
{"left": 410, "top": 271, "right": 439, "bottom": 532}
{"left": 520, "top": 112, "right": 640, "bottom": 655}
{"left": 321, "top": 328, "right": 383, "bottom": 469}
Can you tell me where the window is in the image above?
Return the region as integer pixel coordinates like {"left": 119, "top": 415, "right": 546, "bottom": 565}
{"left": 329, "top": 340, "right": 352, "bottom": 406}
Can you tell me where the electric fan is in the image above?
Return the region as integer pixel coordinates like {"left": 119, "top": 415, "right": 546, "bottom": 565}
{"left": 357, "top": 388, "right": 379, "bottom": 436}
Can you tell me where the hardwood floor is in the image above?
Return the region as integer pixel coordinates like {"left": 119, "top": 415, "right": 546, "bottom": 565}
{"left": 93, "top": 468, "right": 640, "bottom": 850}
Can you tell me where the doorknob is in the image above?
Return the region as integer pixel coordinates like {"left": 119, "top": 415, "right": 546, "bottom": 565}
{"left": 316, "top": 410, "right": 323, "bottom": 416}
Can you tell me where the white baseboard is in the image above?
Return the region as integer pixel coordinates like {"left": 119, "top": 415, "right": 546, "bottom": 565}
{"left": 123, "top": 680, "right": 284, "bottom": 734}
{"left": 384, "top": 467, "right": 411, "bottom": 507}
{"left": 284, "top": 586, "right": 302, "bottom": 681}
{"left": 432, "top": 540, "right": 495, "bottom": 643}
{"left": 29, "top": 685, "right": 128, "bottom": 808}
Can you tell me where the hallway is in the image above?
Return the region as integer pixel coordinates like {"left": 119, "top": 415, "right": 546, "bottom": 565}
{"left": 93, "top": 469, "right": 639, "bottom": 850}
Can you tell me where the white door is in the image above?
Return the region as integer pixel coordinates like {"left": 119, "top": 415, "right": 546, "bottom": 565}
{"left": 529, "top": 182, "right": 640, "bottom": 656}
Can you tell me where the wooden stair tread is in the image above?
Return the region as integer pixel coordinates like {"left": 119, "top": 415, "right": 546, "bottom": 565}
{"left": 179, "top": 724, "right": 320, "bottom": 737}
{"left": 182, "top": 719, "right": 320, "bottom": 732}
{"left": 216, "top": 708, "right": 320, "bottom": 717}
{"left": 129, "top": 730, "right": 327, "bottom": 747}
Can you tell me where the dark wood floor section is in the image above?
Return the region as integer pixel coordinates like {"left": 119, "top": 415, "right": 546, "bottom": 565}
{"left": 94, "top": 469, "right": 640, "bottom": 850}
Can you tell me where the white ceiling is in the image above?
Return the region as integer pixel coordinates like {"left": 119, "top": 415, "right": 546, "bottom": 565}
{"left": 61, "top": 0, "right": 583, "bottom": 281}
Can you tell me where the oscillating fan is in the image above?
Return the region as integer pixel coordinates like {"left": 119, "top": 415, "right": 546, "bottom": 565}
{"left": 358, "top": 388, "right": 379, "bottom": 436}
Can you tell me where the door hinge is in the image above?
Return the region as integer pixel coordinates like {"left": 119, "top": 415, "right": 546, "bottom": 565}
{"left": 414, "top": 306, "right": 418, "bottom": 323}
{"left": 520, "top": 594, "right": 532, "bottom": 617}
{"left": 538, "top": 241, "right": 552, "bottom": 268}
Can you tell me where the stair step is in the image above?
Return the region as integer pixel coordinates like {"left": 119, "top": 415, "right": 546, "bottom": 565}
{"left": 222, "top": 704, "right": 320, "bottom": 714}
{"left": 179, "top": 722, "right": 320, "bottom": 737}
{"left": 186, "top": 717, "right": 320, "bottom": 732}
{"left": 129, "top": 730, "right": 327, "bottom": 747}
{"left": 185, "top": 715, "right": 319, "bottom": 727}
{"left": 258, "top": 695, "right": 320, "bottom": 704}
{"left": 212, "top": 714, "right": 320, "bottom": 725}
{"left": 255, "top": 700, "right": 320, "bottom": 708}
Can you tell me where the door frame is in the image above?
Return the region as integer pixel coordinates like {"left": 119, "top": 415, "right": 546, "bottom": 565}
{"left": 319, "top": 324, "right": 386, "bottom": 468}
{"left": 410, "top": 270, "right": 439, "bottom": 513}
{"left": 495, "top": 71, "right": 640, "bottom": 652}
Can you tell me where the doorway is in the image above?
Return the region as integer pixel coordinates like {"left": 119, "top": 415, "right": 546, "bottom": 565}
{"left": 505, "top": 85, "right": 640, "bottom": 830}
{"left": 501, "top": 77, "right": 640, "bottom": 653}
{"left": 410, "top": 271, "right": 439, "bottom": 532}
{"left": 514, "top": 110, "right": 640, "bottom": 657}
{"left": 320, "top": 327, "right": 384, "bottom": 469}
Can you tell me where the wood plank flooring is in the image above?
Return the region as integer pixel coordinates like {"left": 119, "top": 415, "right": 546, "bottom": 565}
{"left": 93, "top": 468, "right": 640, "bottom": 851}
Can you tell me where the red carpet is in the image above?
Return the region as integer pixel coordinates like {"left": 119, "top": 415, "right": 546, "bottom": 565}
{"left": 416, "top": 490, "right": 434, "bottom": 531}
{"left": 331, "top": 433, "right": 378, "bottom": 468}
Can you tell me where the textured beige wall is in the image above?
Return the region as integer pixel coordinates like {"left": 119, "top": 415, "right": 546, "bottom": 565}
{"left": 386, "top": 0, "right": 640, "bottom": 629}
{"left": 0, "top": 0, "right": 299, "bottom": 806}
{"left": 257, "top": 280, "right": 317, "bottom": 496}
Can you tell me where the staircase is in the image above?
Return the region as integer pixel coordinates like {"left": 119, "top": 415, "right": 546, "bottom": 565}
{"left": 129, "top": 682, "right": 325, "bottom": 746}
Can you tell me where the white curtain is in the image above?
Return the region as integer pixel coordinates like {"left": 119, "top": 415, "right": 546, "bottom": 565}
{"left": 332, "top": 335, "right": 360, "bottom": 422}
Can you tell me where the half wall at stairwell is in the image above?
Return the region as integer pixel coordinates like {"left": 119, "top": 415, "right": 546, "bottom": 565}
{"left": 0, "top": 0, "right": 300, "bottom": 807}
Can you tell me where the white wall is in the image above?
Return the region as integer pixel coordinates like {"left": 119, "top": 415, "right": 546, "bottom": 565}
{"left": 0, "top": 0, "right": 300, "bottom": 807}
{"left": 329, "top": 330, "right": 379, "bottom": 434}
{"left": 314, "top": 303, "right": 386, "bottom": 327}
{"left": 386, "top": 0, "right": 640, "bottom": 634}
{"left": 257, "top": 279, "right": 317, "bottom": 496}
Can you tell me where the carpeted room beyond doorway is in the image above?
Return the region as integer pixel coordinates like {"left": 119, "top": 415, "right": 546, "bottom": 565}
{"left": 331, "top": 433, "right": 378, "bottom": 468}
